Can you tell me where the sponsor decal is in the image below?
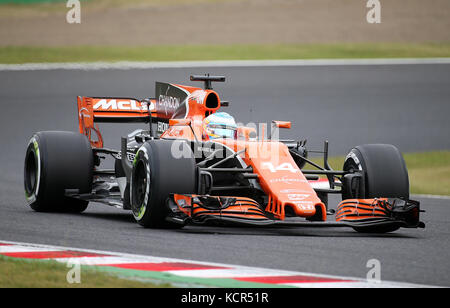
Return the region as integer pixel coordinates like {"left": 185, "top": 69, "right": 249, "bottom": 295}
{"left": 293, "top": 201, "right": 315, "bottom": 212}
{"left": 93, "top": 99, "right": 149, "bottom": 112}
{"left": 287, "top": 194, "right": 310, "bottom": 201}
{"left": 155, "top": 82, "right": 189, "bottom": 119}
{"left": 269, "top": 176, "right": 307, "bottom": 185}
{"left": 280, "top": 189, "right": 309, "bottom": 194}
{"left": 157, "top": 121, "right": 170, "bottom": 134}
{"left": 158, "top": 95, "right": 180, "bottom": 116}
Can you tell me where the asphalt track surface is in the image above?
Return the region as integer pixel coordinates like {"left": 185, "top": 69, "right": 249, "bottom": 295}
{"left": 0, "top": 64, "right": 449, "bottom": 286}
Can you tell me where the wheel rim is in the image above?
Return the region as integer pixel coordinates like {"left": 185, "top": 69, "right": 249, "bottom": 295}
{"left": 133, "top": 159, "right": 150, "bottom": 220}
{"left": 343, "top": 154, "right": 364, "bottom": 199}
{"left": 25, "top": 150, "right": 37, "bottom": 195}
{"left": 135, "top": 161, "right": 147, "bottom": 206}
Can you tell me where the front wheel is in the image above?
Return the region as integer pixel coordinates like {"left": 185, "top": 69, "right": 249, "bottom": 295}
{"left": 343, "top": 144, "right": 409, "bottom": 200}
{"left": 342, "top": 144, "right": 409, "bottom": 233}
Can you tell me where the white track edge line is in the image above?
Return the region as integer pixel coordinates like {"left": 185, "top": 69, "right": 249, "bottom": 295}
{"left": 1, "top": 58, "right": 450, "bottom": 71}
{"left": 411, "top": 194, "right": 450, "bottom": 200}
{"left": 0, "top": 240, "right": 438, "bottom": 287}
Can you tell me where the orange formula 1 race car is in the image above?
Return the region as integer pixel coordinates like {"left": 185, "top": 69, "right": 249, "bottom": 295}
{"left": 24, "top": 75, "right": 425, "bottom": 233}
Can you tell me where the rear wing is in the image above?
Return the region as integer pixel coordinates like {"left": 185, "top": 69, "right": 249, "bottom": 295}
{"left": 77, "top": 82, "right": 190, "bottom": 148}
{"left": 77, "top": 96, "right": 154, "bottom": 148}
{"left": 78, "top": 96, "right": 154, "bottom": 123}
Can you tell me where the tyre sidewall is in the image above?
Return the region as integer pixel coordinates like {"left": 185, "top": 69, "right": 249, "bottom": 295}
{"left": 131, "top": 143, "right": 153, "bottom": 223}
{"left": 344, "top": 144, "right": 409, "bottom": 199}
{"left": 24, "top": 135, "right": 44, "bottom": 210}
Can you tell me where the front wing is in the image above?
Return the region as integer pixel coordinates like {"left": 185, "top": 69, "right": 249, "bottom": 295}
{"left": 166, "top": 194, "right": 425, "bottom": 232}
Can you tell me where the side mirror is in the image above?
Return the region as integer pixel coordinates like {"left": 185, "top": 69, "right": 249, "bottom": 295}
{"left": 272, "top": 120, "right": 291, "bottom": 129}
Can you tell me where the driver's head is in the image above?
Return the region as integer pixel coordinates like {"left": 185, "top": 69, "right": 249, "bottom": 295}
{"left": 203, "top": 112, "right": 237, "bottom": 140}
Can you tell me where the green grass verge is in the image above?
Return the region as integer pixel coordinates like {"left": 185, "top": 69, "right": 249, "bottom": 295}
{"left": 95, "top": 266, "right": 290, "bottom": 288}
{"left": 0, "top": 256, "right": 171, "bottom": 288}
{"left": 1, "top": 43, "right": 449, "bottom": 64}
{"left": 0, "top": 255, "right": 289, "bottom": 288}
{"left": 310, "top": 151, "right": 450, "bottom": 196}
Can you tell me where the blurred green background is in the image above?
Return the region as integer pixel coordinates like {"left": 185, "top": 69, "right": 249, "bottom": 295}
{"left": 0, "top": 0, "right": 68, "bottom": 3}
{"left": 1, "top": 0, "right": 449, "bottom": 63}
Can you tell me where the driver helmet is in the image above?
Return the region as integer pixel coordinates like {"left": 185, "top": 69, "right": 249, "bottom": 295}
{"left": 203, "top": 112, "right": 237, "bottom": 140}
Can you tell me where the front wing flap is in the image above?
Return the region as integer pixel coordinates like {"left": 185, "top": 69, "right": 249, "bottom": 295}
{"left": 336, "top": 198, "right": 425, "bottom": 230}
{"left": 166, "top": 194, "right": 425, "bottom": 232}
{"left": 166, "top": 194, "right": 273, "bottom": 226}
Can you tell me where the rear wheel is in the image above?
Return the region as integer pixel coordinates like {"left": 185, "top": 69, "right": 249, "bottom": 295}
{"left": 24, "top": 131, "right": 93, "bottom": 213}
{"left": 342, "top": 144, "right": 409, "bottom": 233}
{"left": 131, "top": 140, "right": 197, "bottom": 228}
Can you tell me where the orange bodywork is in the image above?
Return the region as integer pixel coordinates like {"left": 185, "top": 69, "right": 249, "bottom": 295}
{"left": 173, "top": 194, "right": 270, "bottom": 222}
{"left": 77, "top": 82, "right": 326, "bottom": 221}
{"left": 336, "top": 199, "right": 391, "bottom": 222}
{"left": 218, "top": 139, "right": 326, "bottom": 221}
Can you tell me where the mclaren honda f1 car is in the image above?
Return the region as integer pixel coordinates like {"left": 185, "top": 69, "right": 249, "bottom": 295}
{"left": 24, "top": 75, "right": 425, "bottom": 233}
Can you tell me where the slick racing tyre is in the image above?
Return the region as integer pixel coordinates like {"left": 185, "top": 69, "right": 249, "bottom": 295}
{"left": 342, "top": 144, "right": 409, "bottom": 233}
{"left": 343, "top": 144, "right": 409, "bottom": 200}
{"left": 131, "top": 140, "right": 197, "bottom": 228}
{"left": 24, "top": 131, "right": 93, "bottom": 213}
